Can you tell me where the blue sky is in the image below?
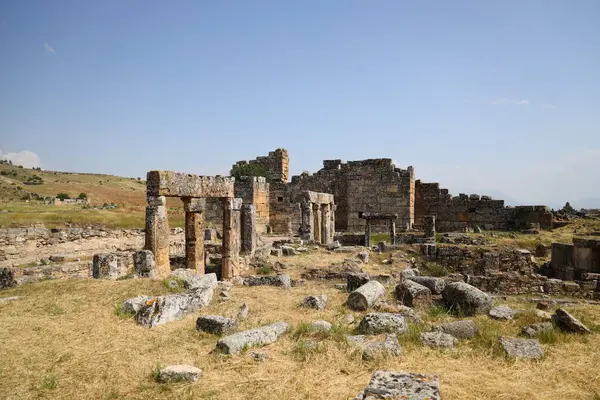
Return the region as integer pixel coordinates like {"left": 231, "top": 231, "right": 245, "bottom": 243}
{"left": 1, "top": 1, "right": 599, "bottom": 207}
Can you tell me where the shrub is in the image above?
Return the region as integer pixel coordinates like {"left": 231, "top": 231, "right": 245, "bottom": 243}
{"left": 230, "top": 163, "right": 268, "bottom": 180}
{"left": 77, "top": 192, "right": 87, "bottom": 200}
{"left": 56, "top": 193, "right": 70, "bottom": 200}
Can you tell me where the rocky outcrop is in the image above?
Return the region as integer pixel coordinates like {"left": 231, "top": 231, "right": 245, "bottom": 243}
{"left": 216, "top": 322, "right": 289, "bottom": 355}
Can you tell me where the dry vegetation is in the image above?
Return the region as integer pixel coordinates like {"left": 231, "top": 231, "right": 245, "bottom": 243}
{"left": 1, "top": 248, "right": 599, "bottom": 400}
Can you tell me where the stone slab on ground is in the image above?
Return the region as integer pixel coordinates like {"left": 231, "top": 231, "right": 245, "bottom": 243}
{"left": 120, "top": 296, "right": 150, "bottom": 315}
{"left": 171, "top": 270, "right": 218, "bottom": 291}
{"left": 395, "top": 280, "right": 432, "bottom": 308}
{"left": 243, "top": 275, "right": 292, "bottom": 289}
{"left": 310, "top": 320, "right": 333, "bottom": 332}
{"left": 522, "top": 322, "right": 554, "bottom": 338}
{"left": 499, "top": 336, "right": 544, "bottom": 359}
{"left": 433, "top": 319, "right": 479, "bottom": 339}
{"left": 196, "top": 315, "right": 238, "bottom": 335}
{"left": 302, "top": 295, "right": 328, "bottom": 310}
{"left": 216, "top": 322, "right": 289, "bottom": 355}
{"left": 489, "top": 305, "right": 516, "bottom": 320}
{"left": 358, "top": 312, "right": 408, "bottom": 335}
{"left": 0, "top": 296, "right": 19, "bottom": 304}
{"left": 347, "top": 334, "right": 402, "bottom": 360}
{"left": 552, "top": 308, "right": 591, "bottom": 333}
{"left": 353, "top": 370, "right": 441, "bottom": 400}
{"left": 420, "top": 331, "right": 458, "bottom": 348}
{"left": 408, "top": 276, "right": 446, "bottom": 294}
{"left": 158, "top": 365, "right": 202, "bottom": 383}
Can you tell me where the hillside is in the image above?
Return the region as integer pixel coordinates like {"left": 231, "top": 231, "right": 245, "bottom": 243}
{"left": 0, "top": 164, "right": 184, "bottom": 228}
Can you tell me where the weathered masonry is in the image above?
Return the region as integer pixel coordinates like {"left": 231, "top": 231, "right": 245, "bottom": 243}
{"left": 297, "top": 191, "right": 335, "bottom": 245}
{"left": 145, "top": 171, "right": 243, "bottom": 279}
{"left": 227, "top": 149, "right": 554, "bottom": 235}
{"left": 551, "top": 238, "right": 600, "bottom": 280}
{"left": 360, "top": 212, "right": 398, "bottom": 246}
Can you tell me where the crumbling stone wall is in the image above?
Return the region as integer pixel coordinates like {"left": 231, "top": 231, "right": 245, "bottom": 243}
{"left": 232, "top": 148, "right": 289, "bottom": 183}
{"left": 551, "top": 238, "right": 600, "bottom": 280}
{"left": 290, "top": 159, "right": 414, "bottom": 233}
{"left": 414, "top": 181, "right": 553, "bottom": 232}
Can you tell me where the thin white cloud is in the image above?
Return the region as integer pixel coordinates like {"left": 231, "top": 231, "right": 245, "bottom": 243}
{"left": 0, "top": 149, "right": 42, "bottom": 168}
{"left": 44, "top": 43, "right": 56, "bottom": 55}
{"left": 542, "top": 103, "right": 557, "bottom": 109}
{"left": 491, "top": 98, "right": 531, "bottom": 105}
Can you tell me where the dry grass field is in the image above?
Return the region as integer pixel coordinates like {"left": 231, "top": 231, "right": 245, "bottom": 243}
{"left": 1, "top": 249, "right": 599, "bottom": 400}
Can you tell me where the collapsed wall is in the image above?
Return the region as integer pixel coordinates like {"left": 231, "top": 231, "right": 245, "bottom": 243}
{"left": 414, "top": 181, "right": 553, "bottom": 232}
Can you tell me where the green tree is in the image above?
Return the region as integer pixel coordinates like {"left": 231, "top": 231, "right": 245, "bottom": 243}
{"left": 78, "top": 192, "right": 87, "bottom": 200}
{"left": 230, "top": 163, "right": 268, "bottom": 180}
{"left": 56, "top": 193, "right": 70, "bottom": 200}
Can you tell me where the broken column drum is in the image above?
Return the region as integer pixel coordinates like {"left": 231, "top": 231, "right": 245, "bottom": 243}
{"left": 145, "top": 170, "right": 239, "bottom": 279}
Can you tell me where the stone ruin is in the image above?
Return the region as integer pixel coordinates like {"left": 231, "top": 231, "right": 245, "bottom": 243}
{"left": 550, "top": 237, "right": 600, "bottom": 281}
{"left": 360, "top": 212, "right": 398, "bottom": 246}
{"left": 145, "top": 170, "right": 243, "bottom": 279}
{"left": 296, "top": 190, "right": 335, "bottom": 245}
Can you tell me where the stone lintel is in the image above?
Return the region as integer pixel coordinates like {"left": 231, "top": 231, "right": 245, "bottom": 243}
{"left": 360, "top": 212, "right": 398, "bottom": 220}
{"left": 147, "top": 170, "right": 234, "bottom": 198}
{"left": 182, "top": 197, "right": 206, "bottom": 212}
{"left": 296, "top": 190, "right": 334, "bottom": 205}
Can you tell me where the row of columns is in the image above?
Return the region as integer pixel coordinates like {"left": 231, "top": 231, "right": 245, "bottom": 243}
{"left": 145, "top": 196, "right": 243, "bottom": 279}
{"left": 300, "top": 202, "right": 335, "bottom": 245}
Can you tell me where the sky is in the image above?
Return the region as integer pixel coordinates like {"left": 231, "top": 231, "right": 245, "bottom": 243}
{"left": 1, "top": 0, "right": 599, "bottom": 208}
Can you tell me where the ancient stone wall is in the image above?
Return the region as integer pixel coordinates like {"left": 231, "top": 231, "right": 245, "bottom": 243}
{"left": 290, "top": 159, "right": 414, "bottom": 233}
{"left": 232, "top": 148, "right": 289, "bottom": 183}
{"left": 551, "top": 238, "right": 600, "bottom": 280}
{"left": 234, "top": 177, "right": 270, "bottom": 233}
{"left": 414, "top": 181, "right": 553, "bottom": 232}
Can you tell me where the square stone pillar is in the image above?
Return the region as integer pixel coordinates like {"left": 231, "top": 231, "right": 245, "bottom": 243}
{"left": 183, "top": 198, "right": 205, "bottom": 274}
{"left": 321, "top": 203, "right": 332, "bottom": 245}
{"left": 364, "top": 220, "right": 371, "bottom": 247}
{"left": 424, "top": 215, "right": 436, "bottom": 239}
{"left": 241, "top": 204, "right": 256, "bottom": 256}
{"left": 145, "top": 196, "right": 170, "bottom": 278}
{"left": 313, "top": 203, "right": 322, "bottom": 244}
{"left": 330, "top": 203, "right": 336, "bottom": 243}
{"left": 222, "top": 198, "right": 242, "bottom": 280}
{"left": 389, "top": 220, "right": 396, "bottom": 245}
{"left": 300, "top": 201, "right": 313, "bottom": 241}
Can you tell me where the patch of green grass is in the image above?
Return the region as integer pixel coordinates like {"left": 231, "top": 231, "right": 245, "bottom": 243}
{"left": 116, "top": 273, "right": 136, "bottom": 281}
{"left": 293, "top": 322, "right": 349, "bottom": 342}
{"left": 39, "top": 375, "right": 58, "bottom": 390}
{"left": 470, "top": 319, "right": 504, "bottom": 357}
{"left": 113, "top": 302, "right": 135, "bottom": 319}
{"left": 151, "top": 362, "right": 163, "bottom": 383}
{"left": 162, "top": 278, "right": 185, "bottom": 293}
{"left": 294, "top": 339, "right": 325, "bottom": 361}
{"left": 397, "top": 323, "right": 425, "bottom": 348}
{"left": 536, "top": 328, "right": 559, "bottom": 344}
{"left": 419, "top": 261, "right": 449, "bottom": 277}
{"left": 256, "top": 264, "right": 274, "bottom": 275}
{"left": 426, "top": 303, "right": 451, "bottom": 320}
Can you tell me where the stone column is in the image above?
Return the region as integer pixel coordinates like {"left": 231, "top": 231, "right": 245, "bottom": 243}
{"left": 321, "top": 203, "right": 332, "bottom": 245}
{"left": 241, "top": 204, "right": 256, "bottom": 256}
{"left": 364, "top": 220, "right": 371, "bottom": 247}
{"left": 424, "top": 215, "right": 436, "bottom": 239}
{"left": 183, "top": 198, "right": 205, "bottom": 274}
{"left": 313, "top": 203, "right": 322, "bottom": 244}
{"left": 330, "top": 203, "right": 336, "bottom": 243}
{"left": 300, "top": 201, "right": 313, "bottom": 241}
{"left": 145, "top": 196, "right": 170, "bottom": 278}
{"left": 222, "top": 198, "right": 242, "bottom": 280}
{"left": 389, "top": 220, "right": 396, "bottom": 245}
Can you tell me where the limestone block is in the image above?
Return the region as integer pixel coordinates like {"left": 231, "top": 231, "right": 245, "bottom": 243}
{"left": 146, "top": 170, "right": 234, "bottom": 198}
{"left": 243, "top": 275, "right": 291, "bottom": 289}
{"left": 522, "top": 322, "right": 553, "bottom": 338}
{"left": 92, "top": 253, "right": 131, "bottom": 279}
{"left": 353, "top": 371, "right": 441, "bottom": 400}
{"left": 442, "top": 282, "right": 493, "bottom": 316}
{"left": 358, "top": 312, "right": 408, "bottom": 335}
{"left": 499, "top": 337, "right": 544, "bottom": 359}
{"left": 310, "top": 320, "right": 333, "bottom": 332}
{"left": 347, "top": 272, "right": 370, "bottom": 292}
{"left": 133, "top": 250, "right": 156, "bottom": 278}
{"left": 215, "top": 322, "right": 289, "bottom": 355}
{"left": 420, "top": 331, "right": 457, "bottom": 348}
{"left": 433, "top": 320, "right": 479, "bottom": 339}
{"left": 120, "top": 296, "right": 151, "bottom": 315}
{"left": 158, "top": 365, "right": 202, "bottom": 383}
{"left": 408, "top": 276, "right": 446, "bottom": 294}
{"left": 395, "top": 280, "right": 432, "bottom": 308}
{"left": 302, "top": 295, "right": 328, "bottom": 310}
{"left": 348, "top": 334, "right": 402, "bottom": 360}
{"left": 552, "top": 308, "right": 591, "bottom": 333}
{"left": 196, "top": 315, "right": 238, "bottom": 335}
{"left": 488, "top": 305, "right": 516, "bottom": 320}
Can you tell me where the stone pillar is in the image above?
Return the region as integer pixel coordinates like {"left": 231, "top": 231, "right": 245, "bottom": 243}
{"left": 313, "top": 203, "right": 322, "bottom": 244}
{"left": 424, "top": 215, "right": 436, "bottom": 239}
{"left": 145, "top": 195, "right": 170, "bottom": 278}
{"left": 364, "top": 220, "right": 371, "bottom": 247}
{"left": 321, "top": 203, "right": 332, "bottom": 245}
{"left": 222, "top": 198, "right": 242, "bottom": 280}
{"left": 300, "top": 201, "right": 313, "bottom": 241}
{"left": 389, "top": 220, "right": 396, "bottom": 245}
{"left": 330, "top": 203, "right": 336, "bottom": 243}
{"left": 241, "top": 204, "right": 256, "bottom": 256}
{"left": 183, "top": 198, "right": 205, "bottom": 274}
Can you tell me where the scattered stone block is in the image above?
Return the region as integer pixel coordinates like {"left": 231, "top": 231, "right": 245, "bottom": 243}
{"left": 353, "top": 370, "right": 441, "bottom": 400}
{"left": 302, "top": 295, "right": 328, "bottom": 310}
{"left": 489, "top": 305, "right": 516, "bottom": 320}
{"left": 400, "top": 268, "right": 420, "bottom": 279}
{"left": 534, "top": 309, "right": 552, "bottom": 321}
{"left": 171, "top": 270, "right": 218, "bottom": 291}
{"left": 522, "top": 322, "right": 554, "bottom": 338}
{"left": 442, "top": 282, "right": 493, "bottom": 316}
{"left": 358, "top": 312, "right": 408, "bottom": 335}
{"left": 420, "top": 331, "right": 457, "bottom": 348}
{"left": 196, "top": 315, "right": 238, "bottom": 335}
{"left": 281, "top": 246, "right": 297, "bottom": 256}
{"left": 92, "top": 253, "right": 131, "bottom": 279}
{"left": 358, "top": 251, "right": 369, "bottom": 264}
{"left": 292, "top": 278, "right": 307, "bottom": 287}
{"left": 408, "top": 276, "right": 446, "bottom": 294}
{"left": 236, "top": 303, "right": 249, "bottom": 321}
{"left": 343, "top": 314, "right": 355, "bottom": 325}
{"left": 499, "top": 337, "right": 544, "bottom": 359}
{"left": 347, "top": 280, "right": 386, "bottom": 311}
{"left": 552, "top": 308, "right": 591, "bottom": 333}
{"left": 359, "top": 334, "right": 402, "bottom": 360}
{"left": 120, "top": 296, "right": 150, "bottom": 314}
{"left": 133, "top": 250, "right": 156, "bottom": 278}
{"left": 347, "top": 272, "right": 370, "bottom": 292}
{"left": 310, "top": 320, "right": 332, "bottom": 332}
{"left": 433, "top": 319, "right": 479, "bottom": 339}
{"left": 270, "top": 248, "right": 283, "bottom": 257}
{"left": 215, "top": 322, "right": 289, "bottom": 355}
{"left": 243, "top": 275, "right": 292, "bottom": 289}
{"left": 395, "top": 280, "right": 432, "bottom": 308}
{"left": 536, "top": 301, "right": 550, "bottom": 310}
{"left": 158, "top": 365, "right": 202, "bottom": 383}
{"left": 49, "top": 254, "right": 66, "bottom": 262}
{"left": 0, "top": 296, "right": 19, "bottom": 304}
